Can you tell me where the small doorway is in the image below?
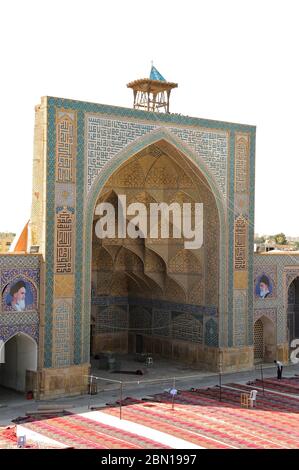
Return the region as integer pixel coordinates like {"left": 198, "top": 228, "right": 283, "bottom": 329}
{"left": 254, "top": 316, "right": 275, "bottom": 363}
{"left": 136, "top": 334, "right": 143, "bottom": 354}
{"left": 254, "top": 319, "right": 264, "bottom": 361}
{"left": 0, "top": 333, "right": 37, "bottom": 392}
{"left": 287, "top": 277, "right": 299, "bottom": 344}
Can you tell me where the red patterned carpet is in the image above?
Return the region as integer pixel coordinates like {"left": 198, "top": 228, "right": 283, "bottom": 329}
{"left": 0, "top": 426, "right": 60, "bottom": 449}
{"left": 19, "top": 412, "right": 169, "bottom": 449}
{"left": 253, "top": 376, "right": 299, "bottom": 394}
{"left": 14, "top": 376, "right": 299, "bottom": 449}
{"left": 0, "top": 427, "right": 25, "bottom": 449}
{"left": 103, "top": 377, "right": 299, "bottom": 449}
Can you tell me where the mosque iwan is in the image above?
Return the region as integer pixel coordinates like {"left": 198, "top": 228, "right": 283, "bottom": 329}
{"left": 0, "top": 67, "right": 298, "bottom": 399}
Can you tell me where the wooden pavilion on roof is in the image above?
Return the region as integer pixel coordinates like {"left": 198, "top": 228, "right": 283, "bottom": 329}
{"left": 127, "top": 72, "right": 178, "bottom": 113}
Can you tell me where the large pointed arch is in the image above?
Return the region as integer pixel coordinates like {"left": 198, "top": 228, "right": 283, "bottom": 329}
{"left": 82, "top": 128, "right": 228, "bottom": 360}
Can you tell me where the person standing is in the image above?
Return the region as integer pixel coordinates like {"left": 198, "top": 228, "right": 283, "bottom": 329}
{"left": 274, "top": 360, "right": 283, "bottom": 380}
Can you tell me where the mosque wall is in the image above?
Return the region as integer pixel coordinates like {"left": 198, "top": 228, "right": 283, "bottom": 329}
{"left": 4, "top": 93, "right": 299, "bottom": 398}
{"left": 0, "top": 254, "right": 40, "bottom": 343}
{"left": 27, "top": 96, "right": 257, "bottom": 397}
{"left": 0, "top": 254, "right": 41, "bottom": 393}
{"left": 253, "top": 252, "right": 299, "bottom": 362}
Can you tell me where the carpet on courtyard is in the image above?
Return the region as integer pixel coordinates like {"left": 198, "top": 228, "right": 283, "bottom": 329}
{"left": 10, "top": 376, "right": 299, "bottom": 449}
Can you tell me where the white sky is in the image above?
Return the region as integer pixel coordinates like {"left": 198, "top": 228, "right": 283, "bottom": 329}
{"left": 0, "top": 0, "right": 298, "bottom": 237}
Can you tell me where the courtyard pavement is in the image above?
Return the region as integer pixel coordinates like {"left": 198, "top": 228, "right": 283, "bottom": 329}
{"left": 0, "top": 356, "right": 298, "bottom": 427}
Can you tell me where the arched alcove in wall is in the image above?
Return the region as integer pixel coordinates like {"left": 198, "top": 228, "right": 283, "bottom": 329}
{"left": 254, "top": 315, "right": 275, "bottom": 363}
{"left": 287, "top": 276, "right": 299, "bottom": 344}
{"left": 88, "top": 137, "right": 223, "bottom": 361}
{"left": 0, "top": 333, "right": 37, "bottom": 392}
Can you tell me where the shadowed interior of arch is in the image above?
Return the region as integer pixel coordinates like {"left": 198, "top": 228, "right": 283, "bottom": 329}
{"left": 254, "top": 315, "right": 276, "bottom": 363}
{"left": 288, "top": 276, "right": 299, "bottom": 344}
{"left": 90, "top": 141, "right": 220, "bottom": 363}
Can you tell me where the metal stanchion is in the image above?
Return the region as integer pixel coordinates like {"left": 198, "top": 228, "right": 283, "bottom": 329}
{"left": 219, "top": 351, "right": 223, "bottom": 402}
{"left": 88, "top": 375, "right": 93, "bottom": 410}
{"left": 171, "top": 377, "right": 176, "bottom": 411}
{"left": 119, "top": 382, "right": 123, "bottom": 420}
{"left": 260, "top": 364, "right": 265, "bottom": 396}
{"left": 84, "top": 374, "right": 122, "bottom": 411}
{"left": 170, "top": 377, "right": 178, "bottom": 411}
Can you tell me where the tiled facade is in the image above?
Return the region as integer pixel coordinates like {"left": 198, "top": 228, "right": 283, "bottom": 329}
{"left": 37, "top": 98, "right": 255, "bottom": 386}
{"left": 0, "top": 255, "right": 41, "bottom": 344}
{"left": 13, "top": 94, "right": 299, "bottom": 398}
{"left": 2, "top": 94, "right": 299, "bottom": 398}
{"left": 87, "top": 116, "right": 228, "bottom": 196}
{"left": 38, "top": 96, "right": 256, "bottom": 383}
{"left": 253, "top": 253, "right": 299, "bottom": 361}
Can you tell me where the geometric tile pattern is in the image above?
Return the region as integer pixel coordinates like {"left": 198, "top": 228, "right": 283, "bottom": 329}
{"left": 45, "top": 96, "right": 256, "bottom": 369}
{"left": 91, "top": 295, "right": 216, "bottom": 316}
{"left": 227, "top": 131, "right": 236, "bottom": 347}
{"left": 254, "top": 253, "right": 299, "bottom": 343}
{"left": 171, "top": 127, "right": 228, "bottom": 197}
{"left": 234, "top": 193, "right": 249, "bottom": 215}
{"left": 0, "top": 311, "right": 39, "bottom": 325}
{"left": 56, "top": 111, "right": 76, "bottom": 183}
{"left": 0, "top": 324, "right": 39, "bottom": 343}
{"left": 152, "top": 309, "right": 171, "bottom": 337}
{"left": 234, "top": 133, "right": 249, "bottom": 193}
{"left": 55, "top": 183, "right": 76, "bottom": 207}
{"left": 0, "top": 255, "right": 40, "bottom": 269}
{"left": 54, "top": 110, "right": 77, "bottom": 367}
{"left": 234, "top": 215, "right": 248, "bottom": 270}
{"left": 247, "top": 131, "right": 256, "bottom": 346}
{"left": 95, "top": 305, "right": 128, "bottom": 334}
{"left": 232, "top": 132, "right": 251, "bottom": 348}
{"left": 86, "top": 115, "right": 229, "bottom": 197}
{"left": 254, "top": 308, "right": 276, "bottom": 323}
{"left": 0, "top": 255, "right": 40, "bottom": 344}
{"left": 55, "top": 207, "right": 74, "bottom": 273}
{"left": 92, "top": 299, "right": 214, "bottom": 345}
{"left": 74, "top": 110, "right": 85, "bottom": 364}
{"left": 204, "top": 317, "right": 218, "bottom": 347}
{"left": 233, "top": 290, "right": 247, "bottom": 346}
{"left": 0, "top": 268, "right": 40, "bottom": 289}
{"left": 129, "top": 306, "right": 152, "bottom": 335}
{"left": 0, "top": 311, "right": 39, "bottom": 344}
{"left": 54, "top": 274, "right": 75, "bottom": 297}
{"left": 87, "top": 116, "right": 155, "bottom": 191}
{"left": 44, "top": 102, "right": 56, "bottom": 367}
{"left": 53, "top": 299, "right": 73, "bottom": 367}
{"left": 172, "top": 312, "right": 203, "bottom": 343}
{"left": 228, "top": 129, "right": 253, "bottom": 349}
{"left": 54, "top": 110, "right": 77, "bottom": 357}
